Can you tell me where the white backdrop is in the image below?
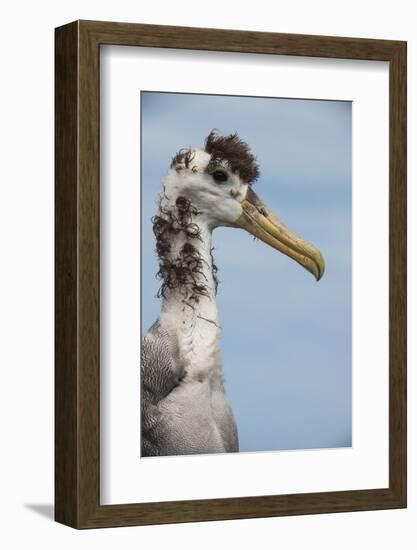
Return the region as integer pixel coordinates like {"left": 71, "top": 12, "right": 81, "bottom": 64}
{"left": 0, "top": 1, "right": 415, "bottom": 549}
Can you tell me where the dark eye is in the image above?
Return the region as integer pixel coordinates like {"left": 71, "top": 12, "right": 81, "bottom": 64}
{"left": 211, "top": 170, "right": 228, "bottom": 183}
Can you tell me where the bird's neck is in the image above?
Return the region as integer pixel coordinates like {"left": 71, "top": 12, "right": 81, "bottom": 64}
{"left": 153, "top": 196, "right": 220, "bottom": 329}
{"left": 154, "top": 197, "right": 222, "bottom": 380}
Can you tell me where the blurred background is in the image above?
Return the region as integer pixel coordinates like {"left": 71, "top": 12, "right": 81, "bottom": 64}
{"left": 141, "top": 91, "right": 352, "bottom": 452}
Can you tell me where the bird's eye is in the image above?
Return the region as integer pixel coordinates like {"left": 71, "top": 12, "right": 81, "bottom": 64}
{"left": 211, "top": 170, "right": 228, "bottom": 183}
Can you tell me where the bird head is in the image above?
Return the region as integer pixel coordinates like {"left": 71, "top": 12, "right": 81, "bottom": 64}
{"left": 162, "top": 130, "right": 325, "bottom": 281}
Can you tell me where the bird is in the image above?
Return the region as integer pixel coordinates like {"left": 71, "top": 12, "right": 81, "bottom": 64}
{"left": 141, "top": 130, "right": 325, "bottom": 457}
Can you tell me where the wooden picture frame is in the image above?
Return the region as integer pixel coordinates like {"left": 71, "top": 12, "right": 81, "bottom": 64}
{"left": 55, "top": 20, "right": 407, "bottom": 529}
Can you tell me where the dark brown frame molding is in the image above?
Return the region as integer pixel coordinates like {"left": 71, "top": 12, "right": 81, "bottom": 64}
{"left": 55, "top": 20, "right": 407, "bottom": 529}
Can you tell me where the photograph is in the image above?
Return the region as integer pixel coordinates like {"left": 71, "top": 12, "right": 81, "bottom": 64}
{"left": 140, "top": 91, "right": 352, "bottom": 457}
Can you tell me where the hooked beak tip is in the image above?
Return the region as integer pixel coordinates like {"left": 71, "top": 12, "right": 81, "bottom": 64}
{"left": 314, "top": 253, "right": 325, "bottom": 281}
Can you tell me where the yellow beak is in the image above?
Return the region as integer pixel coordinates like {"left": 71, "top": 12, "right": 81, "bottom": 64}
{"left": 233, "top": 187, "right": 325, "bottom": 281}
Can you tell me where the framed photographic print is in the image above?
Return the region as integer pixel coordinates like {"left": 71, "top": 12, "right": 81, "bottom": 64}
{"left": 55, "top": 20, "right": 407, "bottom": 528}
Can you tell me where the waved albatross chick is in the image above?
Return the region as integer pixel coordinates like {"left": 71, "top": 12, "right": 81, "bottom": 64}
{"left": 141, "top": 131, "right": 325, "bottom": 457}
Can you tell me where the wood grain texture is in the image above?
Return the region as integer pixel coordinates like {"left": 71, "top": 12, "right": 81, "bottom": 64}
{"left": 388, "top": 42, "right": 407, "bottom": 504}
{"left": 55, "top": 20, "right": 407, "bottom": 529}
{"left": 55, "top": 21, "right": 79, "bottom": 527}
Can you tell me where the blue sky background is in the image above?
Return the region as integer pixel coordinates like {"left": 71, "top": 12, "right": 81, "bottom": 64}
{"left": 141, "top": 91, "right": 352, "bottom": 452}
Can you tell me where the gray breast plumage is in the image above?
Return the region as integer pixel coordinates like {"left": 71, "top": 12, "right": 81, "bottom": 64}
{"left": 141, "top": 320, "right": 239, "bottom": 457}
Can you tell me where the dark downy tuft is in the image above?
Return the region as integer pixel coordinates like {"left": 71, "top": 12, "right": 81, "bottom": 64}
{"left": 170, "top": 148, "right": 195, "bottom": 170}
{"left": 210, "top": 247, "right": 219, "bottom": 293}
{"left": 152, "top": 195, "right": 218, "bottom": 300}
{"left": 204, "top": 130, "right": 260, "bottom": 184}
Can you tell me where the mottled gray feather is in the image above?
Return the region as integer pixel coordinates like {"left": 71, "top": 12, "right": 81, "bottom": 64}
{"left": 141, "top": 321, "right": 238, "bottom": 457}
